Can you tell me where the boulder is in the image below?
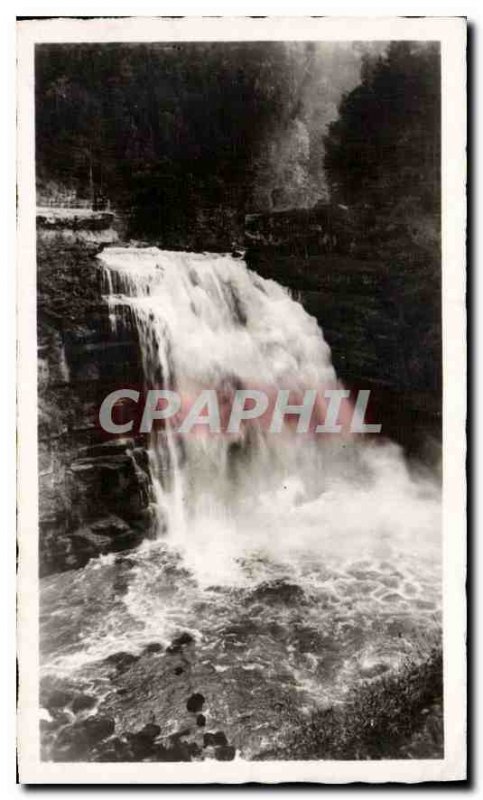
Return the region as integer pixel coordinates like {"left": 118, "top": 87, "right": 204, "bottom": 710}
{"left": 186, "top": 693, "right": 205, "bottom": 713}
{"left": 104, "top": 651, "right": 140, "bottom": 674}
{"left": 142, "top": 642, "right": 163, "bottom": 655}
{"left": 52, "top": 716, "right": 115, "bottom": 760}
{"left": 214, "top": 745, "right": 236, "bottom": 761}
{"left": 71, "top": 693, "right": 97, "bottom": 714}
{"left": 203, "top": 731, "right": 227, "bottom": 747}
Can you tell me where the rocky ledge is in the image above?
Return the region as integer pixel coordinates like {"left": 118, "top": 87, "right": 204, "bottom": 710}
{"left": 37, "top": 234, "right": 156, "bottom": 576}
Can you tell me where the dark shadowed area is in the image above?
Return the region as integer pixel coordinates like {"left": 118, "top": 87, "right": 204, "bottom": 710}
{"left": 35, "top": 42, "right": 386, "bottom": 241}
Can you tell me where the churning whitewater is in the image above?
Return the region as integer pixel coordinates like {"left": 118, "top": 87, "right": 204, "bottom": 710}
{"left": 95, "top": 246, "right": 439, "bottom": 585}
{"left": 40, "top": 248, "right": 441, "bottom": 758}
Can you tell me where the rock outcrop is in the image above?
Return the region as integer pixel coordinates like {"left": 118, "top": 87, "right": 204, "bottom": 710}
{"left": 245, "top": 210, "right": 441, "bottom": 459}
{"left": 37, "top": 233, "right": 155, "bottom": 576}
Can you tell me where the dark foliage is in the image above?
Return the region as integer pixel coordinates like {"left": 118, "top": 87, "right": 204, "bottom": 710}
{"left": 324, "top": 43, "right": 442, "bottom": 397}
{"left": 35, "top": 43, "right": 299, "bottom": 247}
{"left": 324, "top": 42, "right": 440, "bottom": 218}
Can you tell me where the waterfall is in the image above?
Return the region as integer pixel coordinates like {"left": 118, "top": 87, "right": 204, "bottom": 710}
{"left": 98, "top": 247, "right": 440, "bottom": 589}
{"left": 98, "top": 245, "right": 342, "bottom": 536}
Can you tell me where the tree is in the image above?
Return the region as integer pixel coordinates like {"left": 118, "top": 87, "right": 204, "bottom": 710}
{"left": 324, "top": 43, "right": 442, "bottom": 397}
{"left": 324, "top": 42, "right": 440, "bottom": 223}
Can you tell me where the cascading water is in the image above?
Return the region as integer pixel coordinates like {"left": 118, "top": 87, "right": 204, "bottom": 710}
{"left": 98, "top": 246, "right": 341, "bottom": 546}
{"left": 96, "top": 247, "right": 440, "bottom": 587}
{"left": 40, "top": 247, "right": 442, "bottom": 759}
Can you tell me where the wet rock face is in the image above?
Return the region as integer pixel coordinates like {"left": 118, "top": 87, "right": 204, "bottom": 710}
{"left": 37, "top": 236, "right": 156, "bottom": 576}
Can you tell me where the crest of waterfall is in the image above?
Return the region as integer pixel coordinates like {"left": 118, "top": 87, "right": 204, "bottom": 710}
{"left": 98, "top": 247, "right": 440, "bottom": 588}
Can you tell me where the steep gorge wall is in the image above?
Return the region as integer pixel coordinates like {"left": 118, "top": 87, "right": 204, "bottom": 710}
{"left": 245, "top": 211, "right": 441, "bottom": 459}
{"left": 37, "top": 235, "right": 156, "bottom": 576}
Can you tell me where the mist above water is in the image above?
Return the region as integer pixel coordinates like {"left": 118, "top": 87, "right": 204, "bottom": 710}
{"left": 97, "top": 247, "right": 440, "bottom": 589}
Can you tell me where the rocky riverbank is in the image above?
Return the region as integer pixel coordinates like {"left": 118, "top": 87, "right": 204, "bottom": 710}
{"left": 40, "top": 589, "right": 443, "bottom": 763}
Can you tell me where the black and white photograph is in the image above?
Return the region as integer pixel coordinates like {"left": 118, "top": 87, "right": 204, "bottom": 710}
{"left": 16, "top": 16, "right": 466, "bottom": 784}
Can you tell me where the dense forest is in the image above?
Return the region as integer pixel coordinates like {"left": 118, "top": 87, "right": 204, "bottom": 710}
{"left": 325, "top": 42, "right": 440, "bottom": 248}
{"left": 35, "top": 41, "right": 380, "bottom": 246}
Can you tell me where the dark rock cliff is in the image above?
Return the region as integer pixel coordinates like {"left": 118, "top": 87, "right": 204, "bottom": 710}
{"left": 37, "top": 234, "right": 156, "bottom": 576}
{"left": 245, "top": 207, "right": 442, "bottom": 460}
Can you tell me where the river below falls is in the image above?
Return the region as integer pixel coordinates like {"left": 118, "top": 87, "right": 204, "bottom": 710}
{"left": 40, "top": 487, "right": 441, "bottom": 760}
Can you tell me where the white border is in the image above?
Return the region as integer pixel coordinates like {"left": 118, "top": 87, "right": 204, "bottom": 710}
{"left": 16, "top": 15, "right": 467, "bottom": 784}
